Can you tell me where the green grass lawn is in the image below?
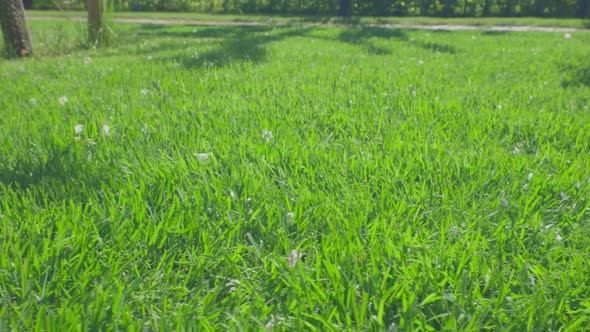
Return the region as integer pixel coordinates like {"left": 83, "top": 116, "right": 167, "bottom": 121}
{"left": 1, "top": 20, "right": 590, "bottom": 330}
{"left": 26, "top": 9, "right": 590, "bottom": 28}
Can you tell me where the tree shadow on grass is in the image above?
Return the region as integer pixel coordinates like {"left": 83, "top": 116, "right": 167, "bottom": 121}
{"left": 117, "top": 24, "right": 456, "bottom": 69}
{"left": 336, "top": 26, "right": 458, "bottom": 55}
{"left": 125, "top": 24, "right": 312, "bottom": 69}
{"left": 482, "top": 30, "right": 511, "bottom": 35}
{"left": 561, "top": 63, "right": 590, "bottom": 88}
{"left": 0, "top": 139, "right": 110, "bottom": 204}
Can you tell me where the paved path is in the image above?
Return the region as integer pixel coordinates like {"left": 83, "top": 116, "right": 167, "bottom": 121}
{"left": 27, "top": 15, "right": 589, "bottom": 32}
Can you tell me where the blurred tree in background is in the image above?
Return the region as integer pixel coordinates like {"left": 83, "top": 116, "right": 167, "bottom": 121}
{"left": 25, "top": 0, "right": 590, "bottom": 17}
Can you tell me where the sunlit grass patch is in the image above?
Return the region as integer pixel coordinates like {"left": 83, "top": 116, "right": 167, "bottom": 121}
{"left": 1, "top": 21, "right": 589, "bottom": 330}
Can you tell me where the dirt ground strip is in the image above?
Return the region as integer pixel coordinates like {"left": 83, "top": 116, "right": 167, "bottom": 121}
{"left": 27, "top": 15, "right": 590, "bottom": 32}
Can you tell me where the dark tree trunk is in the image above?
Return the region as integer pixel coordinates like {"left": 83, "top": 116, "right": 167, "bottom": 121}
{"left": 23, "top": 0, "right": 33, "bottom": 9}
{"left": 88, "top": 0, "right": 106, "bottom": 47}
{"left": 0, "top": 0, "right": 34, "bottom": 57}
{"left": 340, "top": 0, "right": 353, "bottom": 16}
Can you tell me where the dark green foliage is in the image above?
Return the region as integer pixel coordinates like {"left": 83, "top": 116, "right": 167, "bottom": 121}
{"left": 30, "top": 0, "right": 590, "bottom": 17}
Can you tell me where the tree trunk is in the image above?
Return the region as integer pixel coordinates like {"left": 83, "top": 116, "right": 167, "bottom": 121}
{"left": 340, "top": 0, "right": 353, "bottom": 16}
{"left": 0, "top": 0, "right": 34, "bottom": 57}
{"left": 88, "top": 0, "right": 107, "bottom": 47}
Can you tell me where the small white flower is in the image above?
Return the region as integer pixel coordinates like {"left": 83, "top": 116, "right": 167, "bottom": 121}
{"left": 58, "top": 96, "right": 69, "bottom": 106}
{"left": 564, "top": 33, "right": 572, "bottom": 39}
{"left": 83, "top": 57, "right": 92, "bottom": 65}
{"left": 29, "top": 98, "right": 37, "bottom": 105}
{"left": 288, "top": 250, "right": 300, "bottom": 268}
{"left": 528, "top": 95, "right": 534, "bottom": 100}
{"left": 102, "top": 124, "right": 110, "bottom": 136}
{"left": 140, "top": 89, "right": 149, "bottom": 95}
{"left": 554, "top": 232, "right": 563, "bottom": 241}
{"left": 262, "top": 129, "right": 273, "bottom": 142}
{"left": 74, "top": 124, "right": 84, "bottom": 135}
{"left": 194, "top": 153, "right": 211, "bottom": 160}
{"left": 286, "top": 212, "right": 294, "bottom": 224}
{"left": 147, "top": 56, "right": 153, "bottom": 60}
{"left": 417, "top": 60, "right": 424, "bottom": 65}
{"left": 497, "top": 105, "right": 503, "bottom": 110}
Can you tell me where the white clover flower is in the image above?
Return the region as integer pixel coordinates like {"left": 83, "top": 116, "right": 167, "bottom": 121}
{"left": 564, "top": 33, "right": 572, "bottom": 39}
{"left": 58, "top": 96, "right": 69, "bottom": 106}
{"left": 417, "top": 60, "right": 424, "bottom": 65}
{"left": 74, "top": 124, "right": 84, "bottom": 135}
{"left": 194, "top": 152, "right": 211, "bottom": 160}
{"left": 84, "top": 57, "right": 93, "bottom": 65}
{"left": 29, "top": 98, "right": 37, "bottom": 105}
{"left": 102, "top": 124, "right": 110, "bottom": 136}
{"left": 262, "top": 129, "right": 273, "bottom": 142}
{"left": 140, "top": 89, "right": 149, "bottom": 95}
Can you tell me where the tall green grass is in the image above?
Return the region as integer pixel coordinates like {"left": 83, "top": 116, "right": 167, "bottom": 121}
{"left": 1, "top": 21, "right": 589, "bottom": 330}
